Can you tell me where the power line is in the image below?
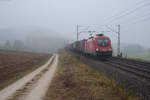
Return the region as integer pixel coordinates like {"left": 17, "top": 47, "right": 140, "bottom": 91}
{"left": 105, "top": 0, "right": 150, "bottom": 24}
{"left": 130, "top": 15, "right": 150, "bottom": 25}
{"left": 120, "top": 12, "right": 150, "bottom": 31}
{"left": 130, "top": 12, "right": 150, "bottom": 23}
{"left": 105, "top": 0, "right": 148, "bottom": 22}
{"left": 109, "top": 2, "right": 150, "bottom": 23}
{"left": 117, "top": 12, "right": 150, "bottom": 25}
{"left": 121, "top": 17, "right": 150, "bottom": 32}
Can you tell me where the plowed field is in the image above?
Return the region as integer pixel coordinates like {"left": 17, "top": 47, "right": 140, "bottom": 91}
{"left": 0, "top": 50, "right": 50, "bottom": 90}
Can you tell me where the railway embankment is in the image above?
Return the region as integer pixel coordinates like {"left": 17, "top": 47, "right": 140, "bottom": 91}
{"left": 69, "top": 51, "right": 150, "bottom": 100}
{"left": 44, "top": 51, "right": 140, "bottom": 100}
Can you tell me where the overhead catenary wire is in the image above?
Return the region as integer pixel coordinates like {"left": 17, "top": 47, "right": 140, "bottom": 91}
{"left": 117, "top": 12, "right": 150, "bottom": 25}
{"left": 109, "top": 3, "right": 150, "bottom": 23}
{"left": 102, "top": 1, "right": 150, "bottom": 33}
{"left": 105, "top": 0, "right": 150, "bottom": 24}
{"left": 104, "top": 0, "right": 148, "bottom": 22}
{"left": 121, "top": 13, "right": 150, "bottom": 31}
{"left": 129, "top": 12, "right": 150, "bottom": 24}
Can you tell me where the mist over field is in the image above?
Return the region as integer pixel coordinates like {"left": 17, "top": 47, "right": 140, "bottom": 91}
{"left": 0, "top": 28, "right": 69, "bottom": 53}
{"left": 0, "top": 0, "right": 150, "bottom": 56}
{"left": 0, "top": 1, "right": 150, "bottom": 100}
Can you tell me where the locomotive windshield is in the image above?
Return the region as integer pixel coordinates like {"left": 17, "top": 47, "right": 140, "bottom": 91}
{"left": 97, "top": 39, "right": 109, "bottom": 47}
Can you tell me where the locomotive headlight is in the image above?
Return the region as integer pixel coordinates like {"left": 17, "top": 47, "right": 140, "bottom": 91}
{"left": 96, "top": 48, "right": 99, "bottom": 51}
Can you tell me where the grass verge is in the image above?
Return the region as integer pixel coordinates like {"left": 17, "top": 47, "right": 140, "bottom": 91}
{"left": 44, "top": 51, "right": 141, "bottom": 100}
{"left": 130, "top": 52, "right": 150, "bottom": 62}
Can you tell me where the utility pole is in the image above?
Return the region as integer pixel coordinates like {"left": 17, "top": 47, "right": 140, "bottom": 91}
{"left": 105, "top": 24, "right": 121, "bottom": 57}
{"left": 77, "top": 25, "right": 79, "bottom": 41}
{"left": 118, "top": 24, "right": 121, "bottom": 56}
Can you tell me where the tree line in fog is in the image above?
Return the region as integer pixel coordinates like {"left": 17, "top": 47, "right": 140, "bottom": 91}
{"left": 0, "top": 37, "right": 68, "bottom": 53}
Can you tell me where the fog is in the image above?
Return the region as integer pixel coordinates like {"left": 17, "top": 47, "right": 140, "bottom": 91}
{"left": 0, "top": 0, "right": 150, "bottom": 53}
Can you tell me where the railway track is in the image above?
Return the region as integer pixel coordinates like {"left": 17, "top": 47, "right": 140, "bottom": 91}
{"left": 106, "top": 60, "right": 150, "bottom": 79}
{"left": 67, "top": 51, "right": 150, "bottom": 100}
{"left": 105, "top": 57, "right": 150, "bottom": 80}
{"left": 110, "top": 57, "right": 150, "bottom": 69}
{"left": 68, "top": 50, "right": 150, "bottom": 80}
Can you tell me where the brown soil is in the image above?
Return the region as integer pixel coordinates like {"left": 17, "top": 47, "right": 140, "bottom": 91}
{"left": 0, "top": 50, "right": 50, "bottom": 90}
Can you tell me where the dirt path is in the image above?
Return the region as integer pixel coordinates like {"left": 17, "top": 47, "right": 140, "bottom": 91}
{"left": 21, "top": 54, "right": 58, "bottom": 100}
{"left": 0, "top": 54, "right": 58, "bottom": 100}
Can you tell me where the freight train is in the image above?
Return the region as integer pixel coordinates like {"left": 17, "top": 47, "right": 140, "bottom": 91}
{"left": 67, "top": 34, "right": 113, "bottom": 57}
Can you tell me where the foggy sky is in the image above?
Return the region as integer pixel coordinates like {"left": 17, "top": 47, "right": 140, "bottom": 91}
{"left": 0, "top": 0, "right": 150, "bottom": 48}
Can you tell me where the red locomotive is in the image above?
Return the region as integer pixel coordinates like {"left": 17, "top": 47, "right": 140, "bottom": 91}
{"left": 68, "top": 34, "right": 112, "bottom": 57}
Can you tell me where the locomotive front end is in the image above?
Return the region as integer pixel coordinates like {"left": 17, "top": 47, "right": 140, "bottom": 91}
{"left": 95, "top": 36, "right": 112, "bottom": 57}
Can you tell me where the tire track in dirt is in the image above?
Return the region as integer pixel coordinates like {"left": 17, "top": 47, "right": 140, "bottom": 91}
{"left": 20, "top": 54, "right": 58, "bottom": 100}
{"left": 0, "top": 54, "right": 55, "bottom": 100}
{"left": 8, "top": 55, "right": 56, "bottom": 100}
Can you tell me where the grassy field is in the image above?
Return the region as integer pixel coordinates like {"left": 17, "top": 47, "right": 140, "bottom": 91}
{"left": 128, "top": 52, "right": 150, "bottom": 62}
{"left": 0, "top": 50, "right": 51, "bottom": 90}
{"left": 44, "top": 51, "right": 141, "bottom": 100}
